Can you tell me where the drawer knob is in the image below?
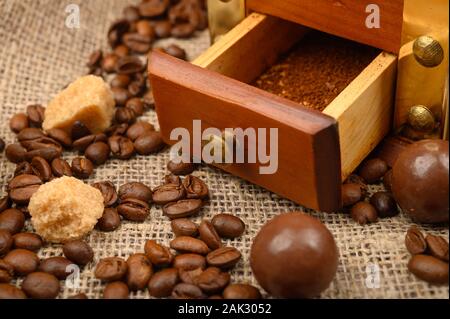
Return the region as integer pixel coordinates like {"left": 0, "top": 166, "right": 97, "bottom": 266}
{"left": 413, "top": 36, "right": 444, "bottom": 68}
{"left": 201, "top": 130, "right": 240, "bottom": 165}
{"left": 407, "top": 105, "right": 436, "bottom": 133}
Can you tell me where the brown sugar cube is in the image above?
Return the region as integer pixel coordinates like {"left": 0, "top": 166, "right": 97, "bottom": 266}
{"left": 43, "top": 75, "right": 115, "bottom": 134}
{"left": 28, "top": 176, "right": 104, "bottom": 243}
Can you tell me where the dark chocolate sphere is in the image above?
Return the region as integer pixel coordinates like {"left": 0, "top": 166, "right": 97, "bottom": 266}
{"left": 250, "top": 212, "right": 338, "bottom": 298}
{"left": 392, "top": 139, "right": 449, "bottom": 224}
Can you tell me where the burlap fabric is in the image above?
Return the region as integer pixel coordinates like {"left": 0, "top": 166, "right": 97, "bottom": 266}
{"left": 0, "top": 0, "right": 448, "bottom": 299}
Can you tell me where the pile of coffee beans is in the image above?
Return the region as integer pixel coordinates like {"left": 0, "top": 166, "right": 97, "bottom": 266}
{"left": 93, "top": 212, "right": 258, "bottom": 299}
{"left": 0, "top": 234, "right": 93, "bottom": 299}
{"left": 405, "top": 227, "right": 448, "bottom": 284}
{"left": 342, "top": 157, "right": 399, "bottom": 225}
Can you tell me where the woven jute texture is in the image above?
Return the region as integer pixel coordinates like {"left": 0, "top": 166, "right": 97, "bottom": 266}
{"left": 0, "top": 0, "right": 448, "bottom": 299}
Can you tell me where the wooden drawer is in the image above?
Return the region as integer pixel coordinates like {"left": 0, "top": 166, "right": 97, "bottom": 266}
{"left": 148, "top": 13, "right": 397, "bottom": 212}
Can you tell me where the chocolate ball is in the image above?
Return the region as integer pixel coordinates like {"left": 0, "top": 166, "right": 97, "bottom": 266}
{"left": 392, "top": 139, "right": 449, "bottom": 224}
{"left": 250, "top": 212, "right": 338, "bottom": 298}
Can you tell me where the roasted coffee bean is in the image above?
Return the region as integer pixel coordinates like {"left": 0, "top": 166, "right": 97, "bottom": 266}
{"left": 22, "top": 272, "right": 60, "bottom": 299}
{"left": 383, "top": 169, "right": 393, "bottom": 191}
{"left": 104, "top": 281, "right": 129, "bottom": 299}
{"left": 139, "top": 0, "right": 170, "bottom": 18}
{"left": 117, "top": 198, "right": 150, "bottom": 222}
{"left": 15, "top": 206, "right": 30, "bottom": 219}
{"left": 223, "top": 284, "right": 262, "bottom": 299}
{"left": 119, "top": 182, "right": 152, "bottom": 203}
{"left": 350, "top": 202, "right": 378, "bottom": 225}
{"left": 167, "top": 160, "right": 195, "bottom": 175}
{"left": 96, "top": 208, "right": 121, "bottom": 232}
{"left": 172, "top": 23, "right": 196, "bottom": 38}
{"left": 0, "top": 138, "right": 5, "bottom": 153}
{"left": 88, "top": 67, "right": 103, "bottom": 76}
{"left": 172, "top": 283, "right": 204, "bottom": 299}
{"left": 95, "top": 257, "right": 128, "bottom": 282}
{"left": 30, "top": 156, "right": 52, "bottom": 181}
{"left": 170, "top": 236, "right": 210, "bottom": 255}
{"left": 71, "top": 157, "right": 94, "bottom": 179}
{"left": 106, "top": 123, "right": 129, "bottom": 136}
{"left": 92, "top": 181, "right": 118, "bottom": 207}
{"left": 123, "top": 33, "right": 153, "bottom": 53}
{"left": 171, "top": 218, "right": 198, "bottom": 237}
{"left": 143, "top": 90, "right": 155, "bottom": 109}
{"left": 10, "top": 113, "right": 29, "bottom": 133}
{"left": 148, "top": 268, "right": 179, "bottom": 298}
{"left": 111, "top": 74, "right": 131, "bottom": 88}
{"left": 136, "top": 20, "right": 155, "bottom": 37}
{"left": 405, "top": 226, "right": 427, "bottom": 255}
{"left": 153, "top": 183, "right": 186, "bottom": 205}
{"left": 163, "top": 199, "right": 203, "bottom": 219}
{"left": 24, "top": 147, "right": 61, "bottom": 162}
{"left": 68, "top": 293, "right": 88, "bottom": 299}
{"left": 0, "top": 209, "right": 25, "bottom": 234}
{"left": 126, "top": 253, "right": 153, "bottom": 291}
{"left": 128, "top": 80, "right": 143, "bottom": 97}
{"left": 72, "top": 133, "right": 107, "bottom": 152}
{"left": 342, "top": 183, "right": 363, "bottom": 207}
{"left": 46, "top": 128, "right": 72, "bottom": 148}
{"left": 115, "top": 107, "right": 136, "bottom": 123}
{"left": 87, "top": 50, "right": 103, "bottom": 68}
{"left": 211, "top": 214, "right": 245, "bottom": 239}
{"left": 344, "top": 174, "right": 368, "bottom": 195}
{"left": 4, "top": 249, "right": 39, "bottom": 275}
{"left": 369, "top": 192, "right": 398, "bottom": 218}
{"left": 21, "top": 137, "right": 62, "bottom": 155}
{"left": 125, "top": 98, "right": 145, "bottom": 116}
{"left": 5, "top": 144, "right": 27, "bottom": 163}
{"left": 26, "top": 104, "right": 45, "bottom": 127}
{"left": 116, "top": 56, "right": 145, "bottom": 75}
{"left": 206, "top": 247, "right": 241, "bottom": 269}
{"left": 173, "top": 254, "right": 206, "bottom": 270}
{"left": 144, "top": 240, "right": 173, "bottom": 267}
{"left": 71, "top": 121, "right": 92, "bottom": 141}
{"left": 126, "top": 121, "right": 154, "bottom": 141}
{"left": 17, "top": 128, "right": 45, "bottom": 143}
{"left": 84, "top": 142, "right": 110, "bottom": 166}
{"left": 154, "top": 20, "right": 172, "bottom": 38}
{"left": 38, "top": 257, "right": 73, "bottom": 280}
{"left": 63, "top": 240, "right": 94, "bottom": 266}
{"left": 209, "top": 295, "right": 223, "bottom": 299}
{"left": 108, "top": 19, "right": 130, "bottom": 47}
{"left": 50, "top": 158, "right": 72, "bottom": 177}
{"left": 165, "top": 174, "right": 181, "bottom": 185}
{"left": 8, "top": 173, "right": 42, "bottom": 205}
{"left": 164, "top": 44, "right": 186, "bottom": 60}
{"left": 0, "top": 196, "right": 10, "bottom": 213}
{"left": 408, "top": 254, "right": 449, "bottom": 284}
{"left": 426, "top": 235, "right": 449, "bottom": 262}
{"left": 199, "top": 220, "right": 221, "bottom": 250}
{"left": 182, "top": 175, "right": 209, "bottom": 199}
{"left": 0, "top": 229, "right": 13, "bottom": 256}
{"left": 12, "top": 233, "right": 43, "bottom": 252}
{"left": 108, "top": 135, "right": 135, "bottom": 159}
{"left": 0, "top": 259, "right": 14, "bottom": 283}
{"left": 14, "top": 162, "right": 34, "bottom": 176}
{"left": 0, "top": 283, "right": 27, "bottom": 299}
{"left": 102, "top": 53, "right": 120, "bottom": 73}
{"left": 179, "top": 267, "right": 203, "bottom": 285}
{"left": 134, "top": 131, "right": 165, "bottom": 155}
{"left": 358, "top": 158, "right": 388, "bottom": 184}
{"left": 123, "top": 5, "right": 140, "bottom": 23}
{"left": 112, "top": 88, "right": 131, "bottom": 107}
{"left": 197, "top": 267, "right": 230, "bottom": 294}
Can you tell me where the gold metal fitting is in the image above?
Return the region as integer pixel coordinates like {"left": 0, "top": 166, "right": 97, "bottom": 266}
{"left": 407, "top": 105, "right": 436, "bottom": 132}
{"left": 413, "top": 36, "right": 444, "bottom": 68}
{"left": 201, "top": 130, "right": 237, "bottom": 165}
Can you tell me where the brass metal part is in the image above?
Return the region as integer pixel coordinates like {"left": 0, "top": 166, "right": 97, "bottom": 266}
{"left": 407, "top": 105, "right": 436, "bottom": 132}
{"left": 201, "top": 130, "right": 238, "bottom": 165}
{"left": 413, "top": 36, "right": 444, "bottom": 68}
{"left": 207, "top": 0, "right": 245, "bottom": 43}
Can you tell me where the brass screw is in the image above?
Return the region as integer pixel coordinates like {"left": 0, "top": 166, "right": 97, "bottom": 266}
{"left": 413, "top": 36, "right": 444, "bottom": 68}
{"left": 407, "top": 105, "right": 436, "bottom": 132}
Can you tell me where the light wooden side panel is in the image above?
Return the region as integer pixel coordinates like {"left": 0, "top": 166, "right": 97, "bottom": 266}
{"left": 323, "top": 52, "right": 398, "bottom": 179}
{"left": 193, "top": 13, "right": 308, "bottom": 84}
{"left": 246, "top": 0, "right": 404, "bottom": 53}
